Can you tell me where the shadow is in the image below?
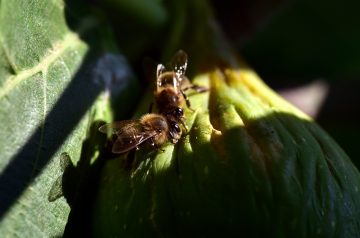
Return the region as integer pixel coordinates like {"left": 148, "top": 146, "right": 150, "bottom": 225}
{"left": 93, "top": 110, "right": 360, "bottom": 237}
{"left": 316, "top": 81, "right": 360, "bottom": 167}
{"left": 0, "top": 1, "right": 126, "bottom": 220}
{"left": 61, "top": 121, "right": 106, "bottom": 237}
{"left": 0, "top": 55, "right": 101, "bottom": 219}
{"left": 44, "top": 120, "right": 109, "bottom": 237}
{"left": 270, "top": 79, "right": 359, "bottom": 167}
{"left": 89, "top": 60, "right": 360, "bottom": 236}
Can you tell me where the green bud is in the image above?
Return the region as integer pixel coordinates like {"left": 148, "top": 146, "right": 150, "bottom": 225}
{"left": 93, "top": 60, "right": 360, "bottom": 237}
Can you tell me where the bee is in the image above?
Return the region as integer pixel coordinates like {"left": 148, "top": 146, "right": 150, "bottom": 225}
{"left": 153, "top": 50, "right": 207, "bottom": 142}
{"left": 99, "top": 50, "right": 207, "bottom": 154}
{"left": 99, "top": 114, "right": 169, "bottom": 153}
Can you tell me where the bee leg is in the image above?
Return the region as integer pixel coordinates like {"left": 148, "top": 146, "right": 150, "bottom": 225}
{"left": 125, "top": 149, "right": 136, "bottom": 170}
{"left": 180, "top": 120, "right": 189, "bottom": 133}
{"left": 154, "top": 143, "right": 165, "bottom": 152}
{"left": 149, "top": 138, "right": 165, "bottom": 152}
{"left": 180, "top": 84, "right": 208, "bottom": 111}
{"left": 180, "top": 75, "right": 208, "bottom": 93}
{"left": 181, "top": 83, "right": 209, "bottom": 93}
{"left": 194, "top": 85, "right": 208, "bottom": 93}
{"left": 180, "top": 90, "right": 194, "bottom": 111}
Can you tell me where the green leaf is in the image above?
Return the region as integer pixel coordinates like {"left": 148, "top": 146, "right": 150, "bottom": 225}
{"left": 0, "top": 0, "right": 138, "bottom": 236}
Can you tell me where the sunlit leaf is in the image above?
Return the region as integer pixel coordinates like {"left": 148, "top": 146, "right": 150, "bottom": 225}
{"left": 0, "top": 0, "right": 138, "bottom": 236}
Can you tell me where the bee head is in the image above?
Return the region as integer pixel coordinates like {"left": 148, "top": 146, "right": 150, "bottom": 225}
{"left": 168, "top": 120, "right": 182, "bottom": 143}
{"left": 153, "top": 118, "right": 168, "bottom": 133}
{"left": 174, "top": 107, "right": 184, "bottom": 118}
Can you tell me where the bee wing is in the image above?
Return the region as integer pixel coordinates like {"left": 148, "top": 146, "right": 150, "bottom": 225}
{"left": 111, "top": 130, "right": 158, "bottom": 154}
{"left": 170, "top": 50, "right": 188, "bottom": 78}
{"left": 98, "top": 120, "right": 142, "bottom": 135}
{"left": 157, "top": 64, "right": 166, "bottom": 79}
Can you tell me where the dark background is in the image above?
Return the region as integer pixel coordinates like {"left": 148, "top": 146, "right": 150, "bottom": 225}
{"left": 212, "top": 0, "right": 360, "bottom": 166}
{"left": 87, "top": 0, "right": 359, "bottom": 166}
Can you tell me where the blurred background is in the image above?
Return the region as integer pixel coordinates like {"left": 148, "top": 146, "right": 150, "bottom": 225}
{"left": 78, "top": 0, "right": 359, "bottom": 166}
{"left": 212, "top": 0, "right": 360, "bottom": 166}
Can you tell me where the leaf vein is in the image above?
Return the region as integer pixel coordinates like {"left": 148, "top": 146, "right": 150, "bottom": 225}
{"left": 0, "top": 35, "right": 19, "bottom": 74}
{"left": 0, "top": 32, "right": 83, "bottom": 100}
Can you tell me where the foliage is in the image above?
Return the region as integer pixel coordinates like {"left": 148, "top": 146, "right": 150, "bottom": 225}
{"left": 0, "top": 0, "right": 359, "bottom": 237}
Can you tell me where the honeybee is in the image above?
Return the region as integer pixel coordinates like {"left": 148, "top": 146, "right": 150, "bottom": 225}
{"left": 99, "top": 114, "right": 169, "bottom": 153}
{"left": 153, "top": 50, "right": 207, "bottom": 142}
{"left": 155, "top": 50, "right": 207, "bottom": 112}
{"left": 99, "top": 50, "right": 207, "bottom": 154}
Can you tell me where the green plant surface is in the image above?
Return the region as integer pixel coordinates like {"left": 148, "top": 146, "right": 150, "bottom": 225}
{"left": 93, "top": 57, "right": 360, "bottom": 238}
{"left": 1, "top": 0, "right": 359, "bottom": 237}
{"left": 239, "top": 0, "right": 360, "bottom": 166}
{"left": 0, "top": 0, "right": 138, "bottom": 236}
{"left": 92, "top": 0, "right": 360, "bottom": 237}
